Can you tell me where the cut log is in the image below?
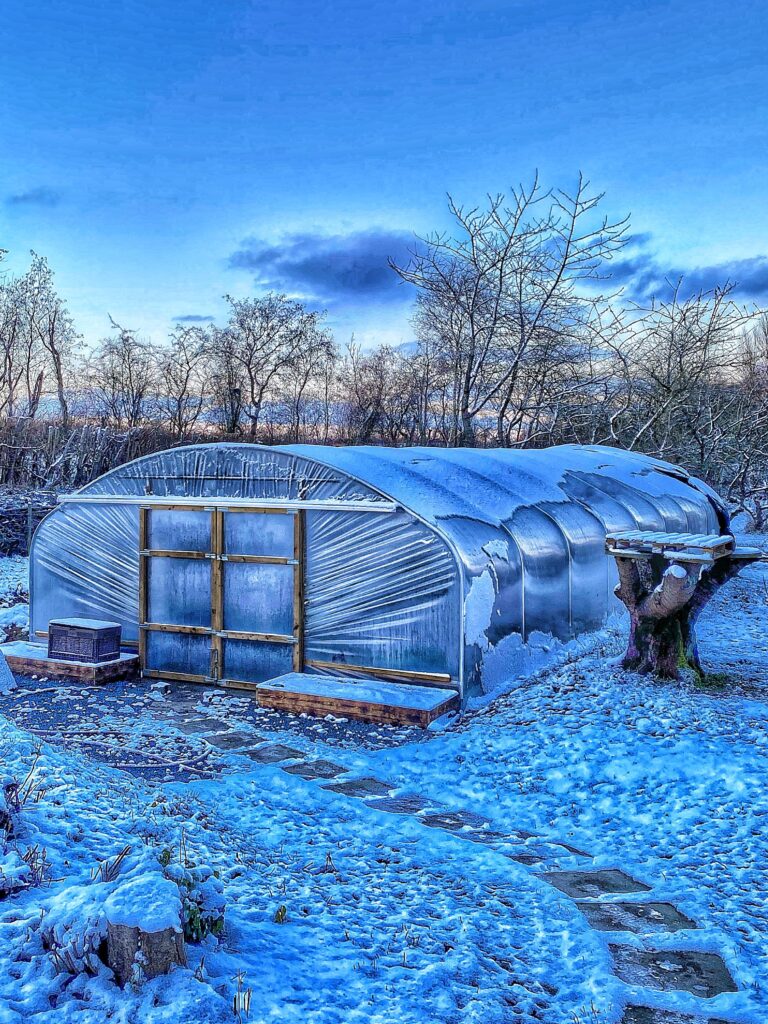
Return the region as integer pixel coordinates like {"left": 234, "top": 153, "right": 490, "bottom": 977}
{"left": 106, "top": 920, "right": 186, "bottom": 986}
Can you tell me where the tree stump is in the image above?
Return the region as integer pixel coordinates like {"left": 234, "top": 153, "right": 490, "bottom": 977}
{"left": 613, "top": 548, "right": 765, "bottom": 681}
{"left": 106, "top": 921, "right": 186, "bottom": 986}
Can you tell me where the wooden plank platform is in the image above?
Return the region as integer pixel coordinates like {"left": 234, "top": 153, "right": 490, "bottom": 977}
{"left": 605, "top": 530, "right": 735, "bottom": 563}
{"left": 0, "top": 641, "right": 140, "bottom": 684}
{"left": 222, "top": 671, "right": 460, "bottom": 727}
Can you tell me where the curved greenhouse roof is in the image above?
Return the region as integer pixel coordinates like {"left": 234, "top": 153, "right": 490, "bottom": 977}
{"left": 30, "top": 443, "right": 727, "bottom": 701}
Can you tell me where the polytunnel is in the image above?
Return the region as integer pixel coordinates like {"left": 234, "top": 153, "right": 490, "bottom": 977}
{"left": 29, "top": 442, "right": 727, "bottom": 705}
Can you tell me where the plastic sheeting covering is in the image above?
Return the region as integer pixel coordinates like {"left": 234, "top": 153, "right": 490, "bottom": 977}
{"left": 30, "top": 442, "right": 727, "bottom": 698}
{"left": 304, "top": 509, "right": 459, "bottom": 679}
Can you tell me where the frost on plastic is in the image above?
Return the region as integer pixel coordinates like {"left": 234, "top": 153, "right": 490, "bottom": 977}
{"left": 29, "top": 443, "right": 726, "bottom": 698}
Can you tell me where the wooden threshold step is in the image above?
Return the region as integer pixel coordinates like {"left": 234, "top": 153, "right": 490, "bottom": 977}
{"left": 1, "top": 641, "right": 139, "bottom": 684}
{"left": 223, "top": 671, "right": 460, "bottom": 727}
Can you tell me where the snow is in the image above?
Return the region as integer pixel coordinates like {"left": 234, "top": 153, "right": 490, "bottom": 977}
{"left": 48, "top": 617, "right": 122, "bottom": 630}
{"left": 1, "top": 542, "right": 768, "bottom": 1022}
{"left": 664, "top": 563, "right": 689, "bottom": 579}
{"left": 464, "top": 568, "right": 495, "bottom": 651}
{"left": 259, "top": 671, "right": 456, "bottom": 709}
{"left": 0, "top": 653, "right": 15, "bottom": 694}
{"left": 102, "top": 874, "right": 182, "bottom": 933}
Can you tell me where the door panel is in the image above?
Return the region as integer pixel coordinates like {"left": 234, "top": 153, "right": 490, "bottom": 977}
{"left": 223, "top": 562, "right": 294, "bottom": 635}
{"left": 149, "top": 509, "right": 210, "bottom": 552}
{"left": 222, "top": 638, "right": 294, "bottom": 684}
{"left": 224, "top": 511, "right": 293, "bottom": 556}
{"left": 147, "top": 557, "right": 211, "bottom": 627}
{"left": 145, "top": 631, "right": 212, "bottom": 676}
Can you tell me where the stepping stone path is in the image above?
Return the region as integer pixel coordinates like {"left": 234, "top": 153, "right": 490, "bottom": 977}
{"left": 0, "top": 678, "right": 744, "bottom": 1023}
{"left": 222, "top": 736, "right": 743, "bottom": 1021}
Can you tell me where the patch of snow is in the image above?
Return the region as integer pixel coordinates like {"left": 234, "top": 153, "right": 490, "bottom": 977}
{"left": 103, "top": 874, "right": 182, "bottom": 933}
{"left": 481, "top": 538, "right": 509, "bottom": 561}
{"left": 463, "top": 569, "right": 495, "bottom": 651}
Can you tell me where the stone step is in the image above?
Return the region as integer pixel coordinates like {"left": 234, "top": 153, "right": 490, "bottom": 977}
{"left": 542, "top": 868, "right": 652, "bottom": 898}
{"left": 622, "top": 1005, "right": 731, "bottom": 1024}
{"left": 577, "top": 901, "right": 697, "bottom": 934}
{"left": 205, "top": 730, "right": 265, "bottom": 749}
{"left": 363, "top": 794, "right": 432, "bottom": 815}
{"left": 322, "top": 776, "right": 393, "bottom": 798}
{"left": 244, "top": 742, "right": 304, "bottom": 764}
{"left": 283, "top": 759, "right": 346, "bottom": 780}
{"left": 610, "top": 945, "right": 738, "bottom": 998}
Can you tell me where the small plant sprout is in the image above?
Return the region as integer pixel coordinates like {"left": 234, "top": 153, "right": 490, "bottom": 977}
{"left": 571, "top": 1002, "right": 604, "bottom": 1024}
{"left": 91, "top": 844, "right": 132, "bottom": 883}
{"left": 273, "top": 904, "right": 288, "bottom": 924}
{"left": 232, "top": 971, "right": 252, "bottom": 1022}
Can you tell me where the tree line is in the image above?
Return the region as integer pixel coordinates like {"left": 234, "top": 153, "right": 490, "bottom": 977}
{"left": 1, "top": 174, "right": 767, "bottom": 527}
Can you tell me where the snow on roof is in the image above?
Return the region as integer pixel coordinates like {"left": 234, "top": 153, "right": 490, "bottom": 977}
{"left": 74, "top": 441, "right": 726, "bottom": 567}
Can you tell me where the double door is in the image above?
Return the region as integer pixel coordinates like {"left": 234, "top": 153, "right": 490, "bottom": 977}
{"left": 139, "top": 505, "right": 304, "bottom": 686}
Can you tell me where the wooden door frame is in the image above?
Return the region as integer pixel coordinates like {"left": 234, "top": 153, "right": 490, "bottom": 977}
{"left": 138, "top": 504, "right": 306, "bottom": 685}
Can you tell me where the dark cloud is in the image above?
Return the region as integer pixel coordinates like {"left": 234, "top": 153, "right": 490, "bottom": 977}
{"left": 610, "top": 240, "right": 768, "bottom": 302}
{"left": 173, "top": 314, "right": 215, "bottom": 323}
{"left": 228, "top": 228, "right": 416, "bottom": 304}
{"left": 6, "top": 187, "right": 61, "bottom": 207}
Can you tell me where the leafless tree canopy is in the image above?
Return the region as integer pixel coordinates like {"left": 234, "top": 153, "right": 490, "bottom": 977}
{"left": 1, "top": 177, "right": 767, "bottom": 526}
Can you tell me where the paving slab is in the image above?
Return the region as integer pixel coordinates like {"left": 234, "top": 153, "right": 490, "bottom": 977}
{"left": 282, "top": 759, "right": 347, "bottom": 780}
{"left": 363, "top": 794, "right": 432, "bottom": 815}
{"left": 175, "top": 716, "right": 228, "bottom": 735}
{"left": 420, "top": 809, "right": 491, "bottom": 832}
{"left": 610, "top": 945, "right": 738, "bottom": 998}
{"left": 243, "top": 743, "right": 305, "bottom": 764}
{"left": 205, "top": 730, "right": 265, "bottom": 750}
{"left": 460, "top": 826, "right": 538, "bottom": 846}
{"left": 577, "top": 901, "right": 697, "bottom": 934}
{"left": 622, "top": 1007, "right": 730, "bottom": 1024}
{"left": 321, "top": 777, "right": 393, "bottom": 798}
{"left": 542, "top": 868, "right": 652, "bottom": 899}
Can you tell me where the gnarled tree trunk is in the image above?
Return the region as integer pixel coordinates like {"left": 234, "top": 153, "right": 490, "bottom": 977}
{"left": 614, "top": 552, "right": 762, "bottom": 681}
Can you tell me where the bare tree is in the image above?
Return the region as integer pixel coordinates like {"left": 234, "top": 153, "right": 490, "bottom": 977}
{"left": 392, "top": 174, "right": 628, "bottom": 445}
{"left": 18, "top": 253, "right": 80, "bottom": 428}
{"left": 86, "top": 319, "right": 158, "bottom": 428}
{"left": 213, "top": 293, "right": 327, "bottom": 437}
{"left": 156, "top": 326, "right": 208, "bottom": 438}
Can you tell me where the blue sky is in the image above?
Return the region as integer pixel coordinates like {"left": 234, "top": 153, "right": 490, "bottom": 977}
{"left": 1, "top": 0, "right": 766, "bottom": 348}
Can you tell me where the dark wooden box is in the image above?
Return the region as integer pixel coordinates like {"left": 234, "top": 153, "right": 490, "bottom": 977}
{"left": 48, "top": 618, "right": 122, "bottom": 664}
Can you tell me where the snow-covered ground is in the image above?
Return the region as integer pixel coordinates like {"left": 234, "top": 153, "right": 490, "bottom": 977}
{"left": 1, "top": 551, "right": 767, "bottom": 1023}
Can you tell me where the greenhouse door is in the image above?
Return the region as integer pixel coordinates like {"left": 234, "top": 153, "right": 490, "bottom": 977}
{"left": 138, "top": 505, "right": 304, "bottom": 687}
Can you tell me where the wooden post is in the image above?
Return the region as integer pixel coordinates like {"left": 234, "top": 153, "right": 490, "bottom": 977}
{"left": 292, "top": 510, "right": 305, "bottom": 673}
{"left": 210, "top": 509, "right": 224, "bottom": 682}
{"left": 138, "top": 507, "right": 148, "bottom": 670}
